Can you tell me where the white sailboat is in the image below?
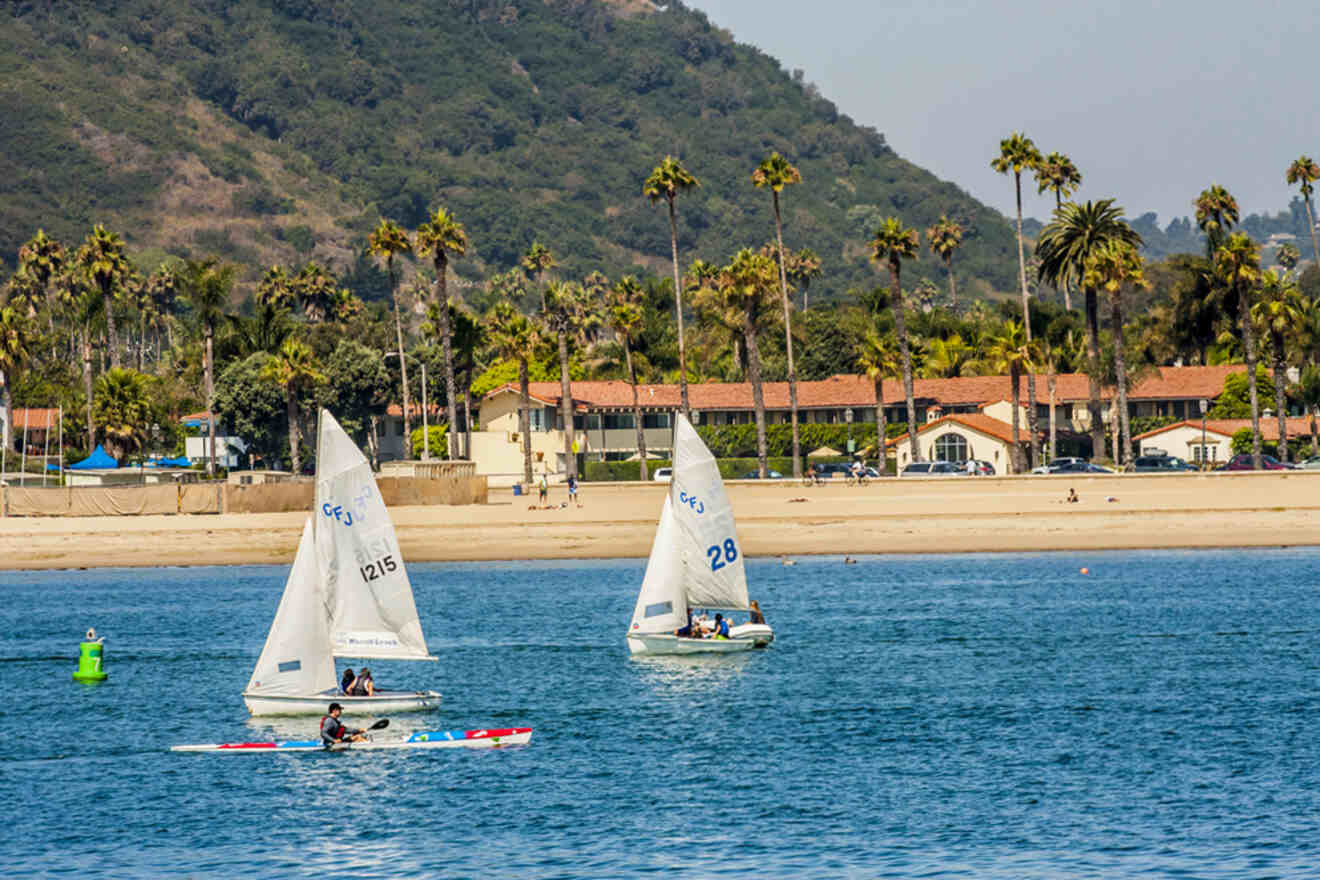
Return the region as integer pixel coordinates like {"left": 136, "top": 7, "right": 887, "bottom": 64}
{"left": 626, "top": 414, "right": 775, "bottom": 655}
{"left": 242, "top": 410, "right": 443, "bottom": 716}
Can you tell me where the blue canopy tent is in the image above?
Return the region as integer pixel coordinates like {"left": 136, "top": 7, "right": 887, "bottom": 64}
{"left": 149, "top": 456, "right": 192, "bottom": 468}
{"left": 69, "top": 445, "right": 119, "bottom": 470}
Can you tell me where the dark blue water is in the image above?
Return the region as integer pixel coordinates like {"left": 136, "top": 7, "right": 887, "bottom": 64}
{"left": 6, "top": 549, "right": 1320, "bottom": 878}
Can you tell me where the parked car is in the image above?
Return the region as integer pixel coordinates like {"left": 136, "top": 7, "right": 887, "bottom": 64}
{"left": 1031, "top": 456, "right": 1088, "bottom": 474}
{"left": 901, "top": 461, "right": 963, "bottom": 477}
{"left": 740, "top": 470, "right": 784, "bottom": 479}
{"left": 1132, "top": 454, "right": 1195, "bottom": 473}
{"left": 1302, "top": 456, "right": 1320, "bottom": 470}
{"left": 962, "top": 459, "right": 996, "bottom": 476}
{"left": 652, "top": 467, "right": 673, "bottom": 483}
{"left": 1054, "top": 461, "right": 1113, "bottom": 473}
{"left": 810, "top": 462, "right": 853, "bottom": 479}
{"left": 1221, "top": 453, "right": 1297, "bottom": 471}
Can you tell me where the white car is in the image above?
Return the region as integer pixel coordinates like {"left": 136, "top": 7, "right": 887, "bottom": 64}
{"left": 652, "top": 467, "right": 673, "bottom": 483}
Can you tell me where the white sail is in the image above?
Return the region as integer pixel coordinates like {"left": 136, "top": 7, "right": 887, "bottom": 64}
{"left": 629, "top": 495, "right": 688, "bottom": 635}
{"left": 669, "top": 414, "right": 749, "bottom": 611}
{"left": 245, "top": 519, "right": 338, "bottom": 697}
{"left": 315, "top": 409, "right": 432, "bottom": 661}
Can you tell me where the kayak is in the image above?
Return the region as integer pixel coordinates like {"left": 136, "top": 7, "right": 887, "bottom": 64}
{"left": 171, "top": 726, "right": 532, "bottom": 753}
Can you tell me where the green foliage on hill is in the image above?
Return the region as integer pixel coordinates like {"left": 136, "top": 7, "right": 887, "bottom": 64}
{"left": 0, "top": 0, "right": 1018, "bottom": 299}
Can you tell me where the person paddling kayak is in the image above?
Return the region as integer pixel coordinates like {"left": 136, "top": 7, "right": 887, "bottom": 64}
{"left": 321, "top": 703, "right": 368, "bottom": 746}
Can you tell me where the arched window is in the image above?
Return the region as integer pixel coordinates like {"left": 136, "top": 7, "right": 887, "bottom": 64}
{"left": 934, "top": 432, "right": 968, "bottom": 462}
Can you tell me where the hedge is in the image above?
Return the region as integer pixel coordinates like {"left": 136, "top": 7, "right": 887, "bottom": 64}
{"left": 583, "top": 455, "right": 866, "bottom": 482}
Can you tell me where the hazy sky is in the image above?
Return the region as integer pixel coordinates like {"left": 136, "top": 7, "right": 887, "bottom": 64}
{"left": 689, "top": 0, "right": 1313, "bottom": 225}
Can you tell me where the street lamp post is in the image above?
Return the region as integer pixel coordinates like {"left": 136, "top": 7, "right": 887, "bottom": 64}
{"left": 388, "top": 352, "right": 429, "bottom": 461}
{"left": 1199, "top": 398, "right": 1208, "bottom": 470}
{"left": 844, "top": 407, "right": 854, "bottom": 457}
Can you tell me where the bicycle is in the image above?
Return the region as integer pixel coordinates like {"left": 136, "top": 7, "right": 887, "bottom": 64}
{"left": 802, "top": 472, "right": 825, "bottom": 487}
{"left": 845, "top": 472, "right": 869, "bottom": 487}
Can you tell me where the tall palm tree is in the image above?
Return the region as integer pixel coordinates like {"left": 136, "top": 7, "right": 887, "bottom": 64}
{"left": 521, "top": 241, "right": 556, "bottom": 311}
{"left": 752, "top": 151, "right": 805, "bottom": 478}
{"left": 1036, "top": 199, "right": 1142, "bottom": 459}
{"left": 785, "top": 246, "right": 822, "bottom": 311}
{"left": 1033, "top": 152, "right": 1082, "bottom": 309}
{"left": 1299, "top": 364, "right": 1320, "bottom": 457}
{"left": 869, "top": 217, "right": 923, "bottom": 461}
{"left": 607, "top": 275, "right": 650, "bottom": 480}
{"left": 643, "top": 156, "right": 700, "bottom": 420}
{"left": 181, "top": 258, "right": 234, "bottom": 477}
{"left": 256, "top": 265, "right": 295, "bottom": 310}
{"left": 1286, "top": 156, "right": 1320, "bottom": 266}
{"left": 452, "top": 304, "right": 484, "bottom": 461}
{"left": 1195, "top": 185, "right": 1240, "bottom": 258}
{"left": 1083, "top": 239, "right": 1149, "bottom": 464}
{"left": 485, "top": 301, "right": 538, "bottom": 486}
{"left": 92, "top": 367, "right": 152, "bottom": 463}
{"left": 75, "top": 225, "right": 133, "bottom": 370}
{"left": 715, "top": 249, "right": 779, "bottom": 477}
{"left": 1252, "top": 270, "right": 1302, "bottom": 461}
{"left": 542, "top": 280, "right": 588, "bottom": 480}
{"left": 416, "top": 207, "right": 469, "bottom": 461}
{"left": 17, "top": 229, "right": 66, "bottom": 339}
{"left": 1216, "top": 232, "right": 1263, "bottom": 467}
{"left": 992, "top": 132, "right": 1044, "bottom": 466}
{"left": 259, "top": 338, "right": 325, "bottom": 474}
{"left": 983, "top": 320, "right": 1031, "bottom": 472}
{"left": 367, "top": 221, "right": 415, "bottom": 445}
{"left": 856, "top": 329, "right": 901, "bottom": 473}
{"left": 69, "top": 275, "right": 103, "bottom": 451}
{"left": 0, "top": 305, "right": 33, "bottom": 457}
{"left": 1277, "top": 242, "right": 1302, "bottom": 274}
{"left": 925, "top": 215, "right": 964, "bottom": 308}
{"left": 144, "top": 264, "right": 179, "bottom": 359}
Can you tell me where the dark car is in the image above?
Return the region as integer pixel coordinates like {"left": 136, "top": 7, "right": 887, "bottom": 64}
{"left": 901, "top": 461, "right": 962, "bottom": 477}
{"left": 740, "top": 470, "right": 784, "bottom": 479}
{"left": 1223, "top": 453, "right": 1296, "bottom": 471}
{"left": 811, "top": 463, "right": 852, "bottom": 479}
{"left": 1133, "top": 454, "right": 1195, "bottom": 473}
{"left": 1054, "top": 461, "right": 1114, "bottom": 474}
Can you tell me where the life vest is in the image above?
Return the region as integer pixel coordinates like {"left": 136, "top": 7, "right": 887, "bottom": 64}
{"left": 321, "top": 715, "right": 346, "bottom": 742}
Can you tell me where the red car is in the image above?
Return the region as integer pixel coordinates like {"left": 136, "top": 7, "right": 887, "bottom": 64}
{"left": 1221, "top": 453, "right": 1296, "bottom": 471}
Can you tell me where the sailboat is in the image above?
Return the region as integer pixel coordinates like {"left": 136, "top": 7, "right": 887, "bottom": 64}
{"left": 626, "top": 414, "right": 775, "bottom": 655}
{"left": 241, "top": 410, "right": 443, "bottom": 716}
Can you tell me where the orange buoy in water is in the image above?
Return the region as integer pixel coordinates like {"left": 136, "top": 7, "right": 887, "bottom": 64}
{"left": 1080, "top": 567, "right": 1090, "bottom": 575}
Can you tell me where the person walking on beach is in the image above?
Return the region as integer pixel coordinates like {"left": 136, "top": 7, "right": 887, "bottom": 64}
{"left": 320, "top": 703, "right": 367, "bottom": 746}
{"left": 538, "top": 473, "right": 549, "bottom": 508}
{"left": 567, "top": 474, "right": 581, "bottom": 507}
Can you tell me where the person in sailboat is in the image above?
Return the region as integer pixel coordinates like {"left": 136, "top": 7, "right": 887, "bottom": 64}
{"left": 321, "top": 703, "right": 367, "bottom": 745}
{"left": 748, "top": 600, "right": 766, "bottom": 625}
{"left": 349, "top": 667, "right": 376, "bottom": 696}
{"left": 340, "top": 668, "right": 357, "bottom": 695}
{"left": 711, "top": 613, "right": 730, "bottom": 640}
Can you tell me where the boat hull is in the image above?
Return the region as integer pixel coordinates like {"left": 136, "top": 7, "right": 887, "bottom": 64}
{"left": 626, "top": 626, "right": 774, "bottom": 655}
{"left": 242, "top": 689, "right": 443, "bottom": 717}
{"left": 172, "top": 726, "right": 532, "bottom": 753}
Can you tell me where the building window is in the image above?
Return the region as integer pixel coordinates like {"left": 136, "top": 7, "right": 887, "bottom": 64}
{"left": 530, "top": 408, "right": 549, "bottom": 431}
{"left": 603, "top": 413, "right": 634, "bottom": 430}
{"left": 643, "top": 412, "right": 671, "bottom": 429}
{"left": 934, "top": 432, "right": 969, "bottom": 462}
{"left": 1193, "top": 444, "right": 1219, "bottom": 462}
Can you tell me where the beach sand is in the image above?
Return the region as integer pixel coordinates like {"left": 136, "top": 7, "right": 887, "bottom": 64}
{"left": 3, "top": 471, "right": 1319, "bottom": 570}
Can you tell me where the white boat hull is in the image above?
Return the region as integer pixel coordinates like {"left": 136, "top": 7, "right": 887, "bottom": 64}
{"left": 242, "top": 689, "right": 443, "bottom": 717}
{"left": 626, "top": 625, "right": 774, "bottom": 655}
{"left": 173, "top": 726, "right": 531, "bottom": 753}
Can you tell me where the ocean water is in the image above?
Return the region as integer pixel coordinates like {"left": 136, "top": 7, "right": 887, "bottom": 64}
{"left": 6, "top": 549, "right": 1320, "bottom": 878}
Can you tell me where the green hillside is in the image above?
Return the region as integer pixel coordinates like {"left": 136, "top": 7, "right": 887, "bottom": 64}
{"left": 0, "top": 0, "right": 1018, "bottom": 300}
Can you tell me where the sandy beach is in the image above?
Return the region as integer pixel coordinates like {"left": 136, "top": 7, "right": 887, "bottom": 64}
{"left": 3, "top": 470, "right": 1320, "bottom": 570}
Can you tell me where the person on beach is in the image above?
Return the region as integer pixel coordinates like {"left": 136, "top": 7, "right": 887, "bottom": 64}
{"left": 1067, "top": 488, "right": 1079, "bottom": 503}
{"left": 538, "top": 473, "right": 549, "bottom": 508}
{"left": 966, "top": 459, "right": 977, "bottom": 476}
{"left": 748, "top": 600, "right": 766, "bottom": 625}
{"left": 321, "top": 703, "right": 367, "bottom": 746}
{"left": 567, "top": 474, "right": 581, "bottom": 507}
{"left": 340, "top": 668, "right": 356, "bottom": 694}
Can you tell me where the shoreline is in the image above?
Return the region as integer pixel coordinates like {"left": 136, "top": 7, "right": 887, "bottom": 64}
{"left": 3, "top": 472, "right": 1319, "bottom": 570}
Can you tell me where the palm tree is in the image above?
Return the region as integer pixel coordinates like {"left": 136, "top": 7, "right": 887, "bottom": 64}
{"left": 17, "top": 229, "right": 66, "bottom": 339}
{"left": 294, "top": 262, "right": 340, "bottom": 324}
{"left": 607, "top": 275, "right": 650, "bottom": 480}
{"left": 1216, "top": 232, "right": 1263, "bottom": 467}
{"left": 1299, "top": 364, "right": 1320, "bottom": 457}
{"left": 92, "top": 368, "right": 152, "bottom": 463}
{"left": 485, "top": 301, "right": 538, "bottom": 486}
{"left": 1033, "top": 152, "right": 1082, "bottom": 309}
{"left": 1252, "top": 270, "right": 1302, "bottom": 461}
{"left": 1286, "top": 156, "right": 1320, "bottom": 266}
{"left": 752, "top": 151, "right": 805, "bottom": 478}
{"left": 451, "top": 304, "right": 484, "bottom": 461}
{"left": 1036, "top": 199, "right": 1142, "bottom": 460}
{"left": 181, "top": 258, "right": 234, "bottom": 477}
{"left": 542, "top": 280, "right": 588, "bottom": 480}
{"left": 785, "top": 246, "right": 822, "bottom": 311}
{"left": 642, "top": 156, "right": 700, "bottom": 420}
{"left": 144, "top": 264, "right": 179, "bottom": 358}
{"left": 260, "top": 338, "right": 325, "bottom": 474}
{"left": 0, "top": 305, "right": 33, "bottom": 457}
{"left": 983, "top": 320, "right": 1031, "bottom": 472}
{"left": 869, "top": 217, "right": 923, "bottom": 460}
{"left": 925, "top": 216, "right": 964, "bottom": 308}
{"left": 367, "top": 221, "right": 415, "bottom": 446}
{"left": 520, "top": 241, "right": 556, "bottom": 311}
{"left": 75, "top": 225, "right": 133, "bottom": 370}
{"left": 856, "top": 329, "right": 901, "bottom": 473}
{"left": 1083, "top": 239, "right": 1149, "bottom": 465}
{"left": 1195, "top": 185, "right": 1240, "bottom": 257}
{"left": 66, "top": 273, "right": 103, "bottom": 451}
{"left": 1277, "top": 242, "right": 1302, "bottom": 274}
{"left": 715, "top": 249, "right": 779, "bottom": 477}
{"left": 416, "top": 207, "right": 469, "bottom": 461}
{"left": 256, "top": 265, "right": 296, "bottom": 310}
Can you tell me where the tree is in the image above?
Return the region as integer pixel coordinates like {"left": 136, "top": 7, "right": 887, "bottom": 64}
{"left": 256, "top": 265, "right": 296, "bottom": 310}
{"left": 925, "top": 215, "right": 964, "bottom": 308}
{"left": 520, "top": 242, "right": 556, "bottom": 311}
{"left": 180, "top": 258, "right": 234, "bottom": 477}
{"left": 856, "top": 329, "right": 900, "bottom": 472}
{"left": 1195, "top": 185, "right": 1240, "bottom": 257}
{"left": 416, "top": 206, "right": 469, "bottom": 461}
{"left": 753, "top": 151, "right": 805, "bottom": 478}
{"left": 485, "top": 301, "right": 538, "bottom": 486}
{"left": 17, "top": 229, "right": 66, "bottom": 337}
{"left": 1278, "top": 242, "right": 1302, "bottom": 273}
{"left": 1286, "top": 156, "right": 1320, "bottom": 266}
{"left": 143, "top": 264, "right": 179, "bottom": 358}
{"left": 1036, "top": 199, "right": 1142, "bottom": 459}
{"left": 715, "top": 249, "right": 779, "bottom": 477}
{"left": 1033, "top": 152, "right": 1082, "bottom": 309}
{"left": 869, "top": 217, "right": 923, "bottom": 461}
{"left": 992, "top": 133, "right": 1044, "bottom": 466}
{"left": 259, "top": 338, "right": 325, "bottom": 474}
{"left": 1216, "top": 232, "right": 1263, "bottom": 467}
{"left": 983, "top": 321, "right": 1031, "bottom": 473}
{"left": 75, "top": 225, "right": 133, "bottom": 370}
{"left": 1298, "top": 364, "right": 1320, "bottom": 456}
{"left": 1083, "top": 240, "right": 1149, "bottom": 464}
{"left": 0, "top": 305, "right": 34, "bottom": 455}
{"left": 367, "top": 221, "right": 415, "bottom": 445}
{"left": 542, "top": 280, "right": 589, "bottom": 479}
{"left": 643, "top": 156, "right": 700, "bottom": 420}
{"left": 92, "top": 368, "right": 152, "bottom": 462}
{"left": 315, "top": 339, "right": 392, "bottom": 463}
{"left": 607, "top": 275, "right": 651, "bottom": 480}
{"left": 1251, "top": 269, "right": 1302, "bottom": 461}
{"left": 213, "top": 351, "right": 287, "bottom": 467}
{"left": 785, "top": 246, "right": 822, "bottom": 311}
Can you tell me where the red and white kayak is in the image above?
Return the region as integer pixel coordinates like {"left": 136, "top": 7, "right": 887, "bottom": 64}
{"left": 171, "top": 726, "right": 532, "bottom": 753}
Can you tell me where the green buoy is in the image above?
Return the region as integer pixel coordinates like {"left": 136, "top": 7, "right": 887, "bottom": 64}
{"left": 73, "top": 628, "right": 108, "bottom": 683}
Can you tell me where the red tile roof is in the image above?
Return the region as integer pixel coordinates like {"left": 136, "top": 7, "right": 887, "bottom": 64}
{"left": 1135, "top": 416, "right": 1317, "bottom": 443}
{"left": 885, "top": 412, "right": 1023, "bottom": 447}
{"left": 8, "top": 408, "right": 60, "bottom": 430}
{"left": 384, "top": 402, "right": 446, "bottom": 418}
